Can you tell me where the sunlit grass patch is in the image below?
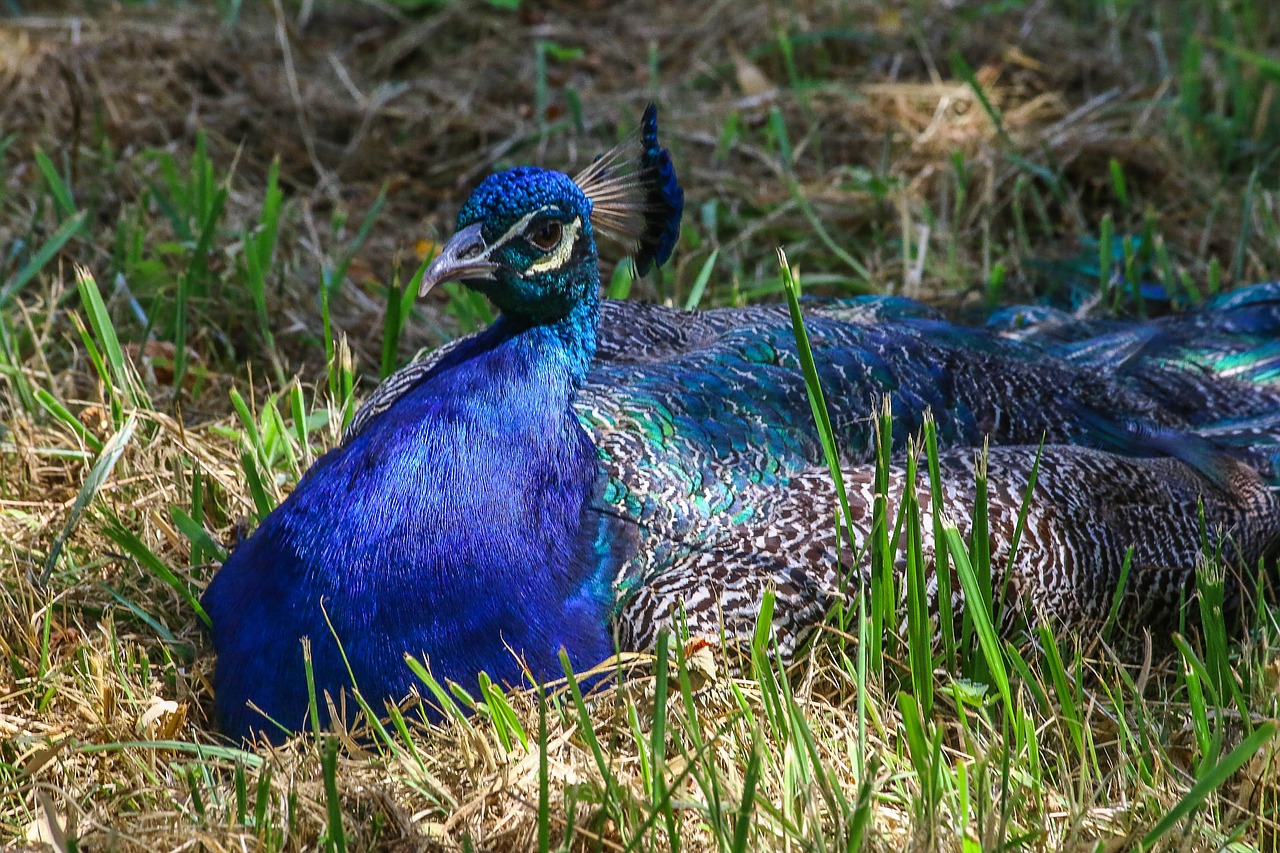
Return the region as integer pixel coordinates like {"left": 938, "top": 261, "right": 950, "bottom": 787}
{"left": 3, "top": 0, "right": 1280, "bottom": 848}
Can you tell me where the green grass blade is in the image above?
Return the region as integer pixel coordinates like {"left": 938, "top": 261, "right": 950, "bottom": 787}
{"left": 558, "top": 650, "right": 625, "bottom": 815}
{"left": 0, "top": 314, "right": 37, "bottom": 414}
{"left": 0, "top": 211, "right": 87, "bottom": 310}
{"left": 35, "top": 388, "right": 104, "bottom": 453}
{"left": 650, "top": 630, "right": 670, "bottom": 804}
{"left": 607, "top": 258, "right": 634, "bottom": 300}
{"left": 923, "top": 414, "right": 955, "bottom": 664}
{"left": 1140, "top": 722, "right": 1275, "bottom": 850}
{"left": 896, "top": 690, "right": 933, "bottom": 809}
{"left": 944, "top": 521, "right": 1013, "bottom": 719}
{"left": 41, "top": 416, "right": 135, "bottom": 583}
{"left": 730, "top": 745, "right": 761, "bottom": 853}
{"left": 1038, "top": 624, "right": 1083, "bottom": 757}
{"left": 683, "top": 248, "right": 719, "bottom": 310}
{"left": 902, "top": 444, "right": 933, "bottom": 718}
{"left": 537, "top": 694, "right": 551, "bottom": 853}
{"left": 170, "top": 507, "right": 228, "bottom": 564}
{"left": 1101, "top": 548, "right": 1134, "bottom": 642}
{"left": 326, "top": 184, "right": 387, "bottom": 297}
{"left": 950, "top": 51, "right": 1010, "bottom": 144}
{"left": 34, "top": 147, "right": 76, "bottom": 221}
{"left": 240, "top": 451, "right": 274, "bottom": 520}
{"left": 76, "top": 739, "right": 264, "bottom": 767}
{"left": 100, "top": 506, "right": 210, "bottom": 627}
{"left": 321, "top": 737, "right": 347, "bottom": 853}
{"left": 777, "top": 250, "right": 857, "bottom": 566}
{"left": 76, "top": 265, "right": 146, "bottom": 409}
{"left": 404, "top": 655, "right": 476, "bottom": 735}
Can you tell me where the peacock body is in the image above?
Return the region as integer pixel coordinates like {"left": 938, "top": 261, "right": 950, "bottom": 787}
{"left": 204, "top": 106, "right": 1280, "bottom": 741}
{"left": 620, "top": 441, "right": 1280, "bottom": 655}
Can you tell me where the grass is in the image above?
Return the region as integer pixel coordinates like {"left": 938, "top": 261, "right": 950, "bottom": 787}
{"left": 3, "top": 0, "right": 1280, "bottom": 848}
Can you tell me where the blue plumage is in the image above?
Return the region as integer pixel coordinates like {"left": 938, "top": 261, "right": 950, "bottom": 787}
{"left": 205, "top": 313, "right": 614, "bottom": 737}
{"left": 205, "top": 106, "right": 1280, "bottom": 742}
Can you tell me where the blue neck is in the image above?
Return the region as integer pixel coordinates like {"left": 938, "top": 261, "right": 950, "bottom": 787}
{"left": 493, "top": 281, "right": 600, "bottom": 384}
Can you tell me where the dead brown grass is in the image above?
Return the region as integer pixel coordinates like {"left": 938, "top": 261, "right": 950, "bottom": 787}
{"left": 4, "top": 1, "right": 1277, "bottom": 365}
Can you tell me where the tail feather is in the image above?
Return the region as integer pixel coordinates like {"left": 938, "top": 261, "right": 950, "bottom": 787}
{"left": 1074, "top": 409, "right": 1243, "bottom": 493}
{"left": 1054, "top": 327, "right": 1161, "bottom": 373}
{"left": 1196, "top": 341, "right": 1280, "bottom": 385}
{"left": 1180, "top": 280, "right": 1280, "bottom": 339}
{"left": 983, "top": 299, "right": 1143, "bottom": 346}
{"left": 1191, "top": 412, "right": 1280, "bottom": 485}
{"left": 1204, "top": 279, "right": 1280, "bottom": 311}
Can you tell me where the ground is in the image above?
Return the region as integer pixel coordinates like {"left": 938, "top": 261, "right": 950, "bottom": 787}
{"left": 2, "top": 0, "right": 1280, "bottom": 850}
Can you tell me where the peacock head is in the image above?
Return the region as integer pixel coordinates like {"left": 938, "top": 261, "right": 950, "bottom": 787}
{"left": 418, "top": 104, "right": 684, "bottom": 324}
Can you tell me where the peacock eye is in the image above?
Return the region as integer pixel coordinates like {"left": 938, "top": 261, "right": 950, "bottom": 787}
{"left": 525, "top": 220, "right": 563, "bottom": 252}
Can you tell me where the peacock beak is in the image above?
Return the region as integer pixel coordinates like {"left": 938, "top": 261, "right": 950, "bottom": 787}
{"left": 418, "top": 223, "right": 499, "bottom": 296}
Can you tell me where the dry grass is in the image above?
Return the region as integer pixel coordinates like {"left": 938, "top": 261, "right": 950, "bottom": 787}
{"left": 3, "top": 0, "right": 1280, "bottom": 849}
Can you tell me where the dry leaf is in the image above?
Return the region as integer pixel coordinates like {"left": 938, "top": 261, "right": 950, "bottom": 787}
{"left": 729, "top": 44, "right": 774, "bottom": 98}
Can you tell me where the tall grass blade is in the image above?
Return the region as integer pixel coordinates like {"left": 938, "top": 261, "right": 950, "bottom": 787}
{"left": 537, "top": 695, "right": 551, "bottom": 853}
{"left": 404, "top": 655, "right": 476, "bottom": 735}
{"left": 650, "top": 630, "right": 670, "bottom": 804}
{"left": 922, "top": 414, "right": 955, "bottom": 664}
{"left": 870, "top": 397, "right": 894, "bottom": 669}
{"left": 950, "top": 51, "right": 1010, "bottom": 143}
{"left": 321, "top": 737, "right": 347, "bottom": 853}
{"left": 1038, "top": 624, "right": 1083, "bottom": 757}
{"left": 100, "top": 508, "right": 210, "bottom": 626}
{"left": 902, "top": 443, "right": 933, "bottom": 718}
{"left": 945, "top": 521, "right": 1013, "bottom": 719}
{"left": 1140, "top": 722, "right": 1275, "bottom": 850}
{"left": 35, "top": 388, "right": 103, "bottom": 453}
{"left": 897, "top": 691, "right": 934, "bottom": 813}
{"left": 326, "top": 184, "right": 387, "bottom": 298}
{"left": 42, "top": 416, "right": 135, "bottom": 583}
{"left": 607, "top": 258, "right": 634, "bottom": 300}
{"left": 558, "top": 651, "right": 625, "bottom": 816}
{"left": 240, "top": 451, "right": 275, "bottom": 520}
{"left": 683, "top": 248, "right": 719, "bottom": 310}
{"left": 34, "top": 147, "right": 76, "bottom": 221}
{"left": 0, "top": 211, "right": 86, "bottom": 310}
{"left": 730, "top": 745, "right": 761, "bottom": 853}
{"left": 0, "top": 314, "right": 37, "bottom": 414}
{"left": 76, "top": 265, "right": 147, "bottom": 409}
{"left": 1101, "top": 548, "right": 1133, "bottom": 642}
{"left": 777, "top": 250, "right": 854, "bottom": 529}
{"left": 170, "top": 507, "right": 228, "bottom": 564}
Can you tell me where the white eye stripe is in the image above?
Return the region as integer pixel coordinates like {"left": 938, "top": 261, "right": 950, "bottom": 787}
{"left": 527, "top": 216, "right": 582, "bottom": 274}
{"left": 481, "top": 205, "right": 557, "bottom": 259}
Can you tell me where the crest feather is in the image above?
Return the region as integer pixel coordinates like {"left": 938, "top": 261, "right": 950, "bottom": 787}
{"left": 574, "top": 104, "right": 684, "bottom": 274}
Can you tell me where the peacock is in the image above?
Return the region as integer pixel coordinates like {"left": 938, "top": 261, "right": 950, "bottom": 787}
{"left": 203, "top": 105, "right": 1280, "bottom": 741}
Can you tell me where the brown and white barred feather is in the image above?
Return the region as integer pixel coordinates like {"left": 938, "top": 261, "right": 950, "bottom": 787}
{"left": 616, "top": 445, "right": 1280, "bottom": 658}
